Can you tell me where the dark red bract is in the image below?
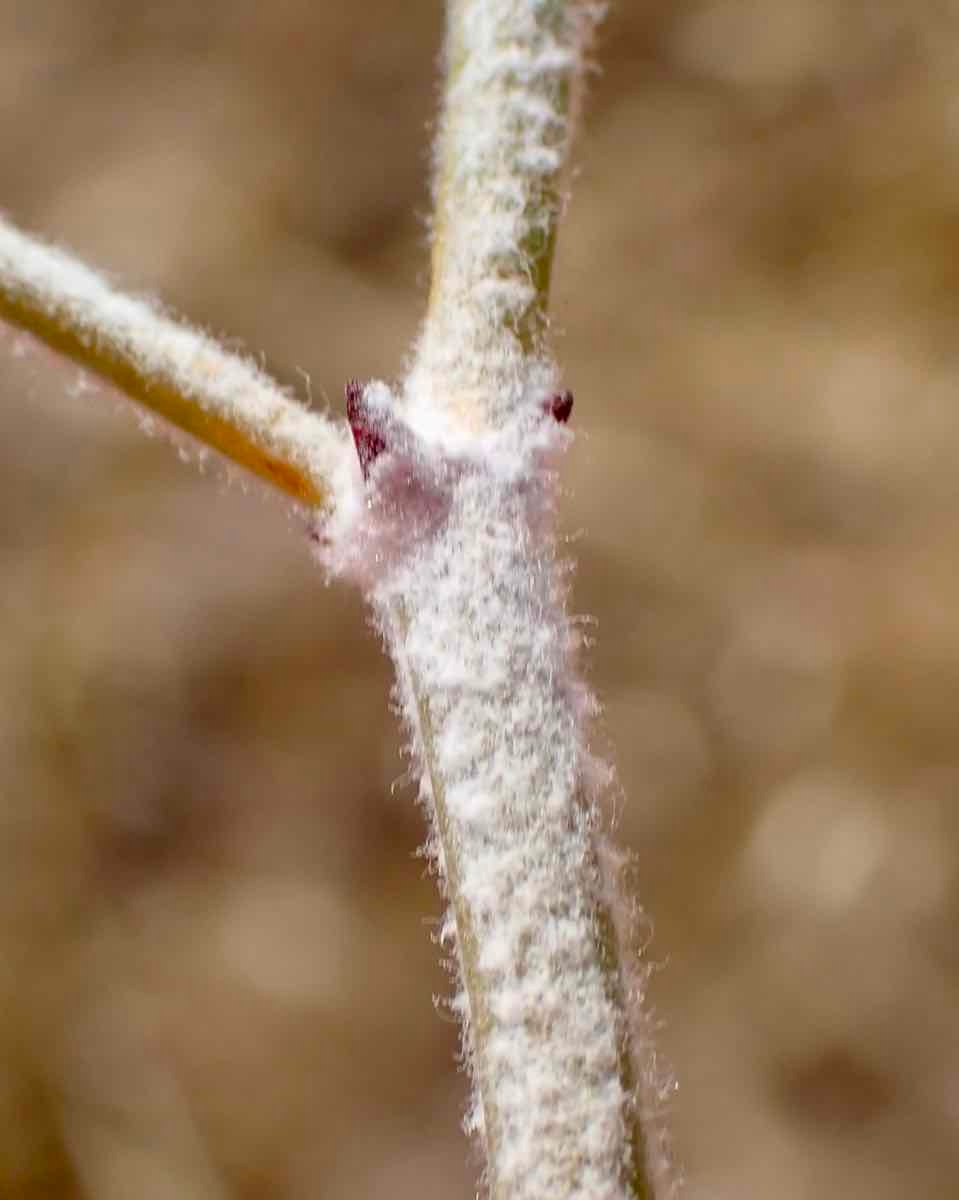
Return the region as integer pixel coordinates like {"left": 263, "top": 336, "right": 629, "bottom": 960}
{"left": 547, "top": 390, "right": 574, "bottom": 424}
{"left": 346, "top": 379, "right": 388, "bottom": 479}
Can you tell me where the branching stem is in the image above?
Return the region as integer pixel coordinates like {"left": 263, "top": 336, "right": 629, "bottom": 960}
{"left": 0, "top": 216, "right": 346, "bottom": 508}
{"left": 0, "top": 4, "right": 670, "bottom": 1197}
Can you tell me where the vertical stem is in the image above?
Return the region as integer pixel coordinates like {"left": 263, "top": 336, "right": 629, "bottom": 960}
{"left": 405, "top": 0, "right": 588, "bottom": 436}
{"left": 382, "top": 3, "right": 670, "bottom": 1198}
{"left": 382, "top": 472, "right": 663, "bottom": 1199}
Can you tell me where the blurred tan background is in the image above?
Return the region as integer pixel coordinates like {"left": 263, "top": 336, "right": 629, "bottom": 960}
{"left": 1, "top": 1, "right": 958, "bottom": 1197}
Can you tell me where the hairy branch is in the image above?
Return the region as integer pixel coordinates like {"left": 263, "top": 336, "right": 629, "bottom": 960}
{"left": 0, "top": 215, "right": 349, "bottom": 508}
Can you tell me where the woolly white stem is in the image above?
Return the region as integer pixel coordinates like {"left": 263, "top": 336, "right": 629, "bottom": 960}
{"left": 404, "top": 0, "right": 596, "bottom": 437}
{"left": 377, "top": 2, "right": 669, "bottom": 1198}
{"left": 0, "top": 215, "right": 350, "bottom": 508}
{"left": 380, "top": 473, "right": 657, "bottom": 1200}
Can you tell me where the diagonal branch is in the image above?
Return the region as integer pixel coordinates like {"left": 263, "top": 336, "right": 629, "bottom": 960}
{"left": 0, "top": 215, "right": 349, "bottom": 509}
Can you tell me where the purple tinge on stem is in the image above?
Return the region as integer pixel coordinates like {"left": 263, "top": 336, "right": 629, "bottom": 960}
{"left": 547, "top": 390, "right": 574, "bottom": 424}
{"left": 347, "top": 382, "right": 571, "bottom": 478}
{"left": 346, "top": 379, "right": 388, "bottom": 479}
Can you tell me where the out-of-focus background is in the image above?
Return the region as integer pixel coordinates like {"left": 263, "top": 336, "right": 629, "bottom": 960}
{"left": 1, "top": 2, "right": 958, "bottom": 1197}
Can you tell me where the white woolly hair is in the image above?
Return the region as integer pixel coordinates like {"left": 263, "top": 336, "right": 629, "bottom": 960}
{"left": 316, "top": 2, "right": 672, "bottom": 1196}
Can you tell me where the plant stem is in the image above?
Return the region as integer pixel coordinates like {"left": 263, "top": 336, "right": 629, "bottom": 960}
{"left": 382, "top": 3, "right": 668, "bottom": 1197}
{"left": 0, "top": 216, "right": 346, "bottom": 508}
{"left": 404, "top": 0, "right": 588, "bottom": 436}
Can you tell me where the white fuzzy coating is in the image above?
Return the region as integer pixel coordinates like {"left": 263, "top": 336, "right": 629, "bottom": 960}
{"left": 325, "top": 4, "right": 662, "bottom": 1196}
{"left": 0, "top": 214, "right": 351, "bottom": 507}
{"left": 340, "top": 380, "right": 654, "bottom": 1198}
{"left": 405, "top": 0, "right": 603, "bottom": 437}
